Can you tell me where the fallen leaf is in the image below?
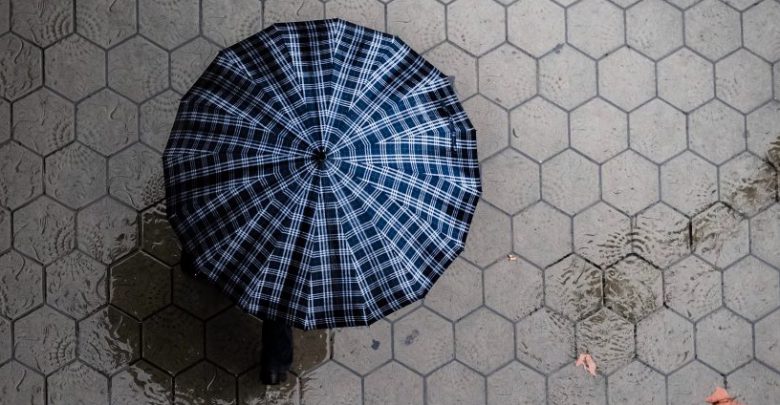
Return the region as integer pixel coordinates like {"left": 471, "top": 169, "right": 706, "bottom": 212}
{"left": 575, "top": 353, "right": 597, "bottom": 376}
{"left": 507, "top": 254, "right": 518, "bottom": 261}
{"left": 705, "top": 387, "right": 743, "bottom": 405}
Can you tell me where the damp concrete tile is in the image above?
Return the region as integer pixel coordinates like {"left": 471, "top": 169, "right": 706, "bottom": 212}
{"left": 455, "top": 308, "right": 514, "bottom": 374}
{"left": 363, "top": 362, "right": 423, "bottom": 405}
{"left": 264, "top": 0, "right": 324, "bottom": 25}
{"left": 140, "top": 90, "right": 182, "bottom": 153}
{"left": 424, "top": 42, "right": 478, "bottom": 100}
{"left": 726, "top": 361, "right": 780, "bottom": 405}
{"left": 630, "top": 99, "right": 686, "bottom": 164}
{"left": 576, "top": 307, "right": 635, "bottom": 375}
{"left": 44, "top": 142, "right": 107, "bottom": 209}
{"left": 507, "top": 0, "right": 565, "bottom": 58}
{"left": 607, "top": 360, "right": 665, "bottom": 405}
{"left": 660, "top": 151, "right": 719, "bottom": 216}
{"left": 664, "top": 255, "right": 722, "bottom": 321}
{"left": 240, "top": 367, "right": 300, "bottom": 405}
{"left": 626, "top": 0, "right": 682, "bottom": 60}
{"left": 542, "top": 149, "right": 600, "bottom": 215}
{"left": 13, "top": 88, "right": 75, "bottom": 157}
{"left": 108, "top": 142, "right": 165, "bottom": 211}
{"left": 0, "top": 99, "right": 8, "bottom": 143}
{"left": 138, "top": 0, "right": 199, "bottom": 50}
{"left": 461, "top": 200, "right": 512, "bottom": 267}
{"left": 47, "top": 361, "right": 108, "bottom": 404}
{"left": 325, "top": 0, "right": 385, "bottom": 32}
{"left": 202, "top": 0, "right": 263, "bottom": 47}
{"left": 292, "top": 328, "right": 330, "bottom": 375}
{"left": 539, "top": 46, "right": 597, "bottom": 110}
{"left": 0, "top": 250, "right": 43, "bottom": 319}
{"left": 515, "top": 308, "right": 576, "bottom": 374}
{"left": 110, "top": 360, "right": 172, "bottom": 405}
{"left": 110, "top": 251, "right": 170, "bottom": 319}
{"left": 692, "top": 202, "right": 749, "bottom": 269}
{"left": 77, "top": 196, "right": 138, "bottom": 265}
{"left": 479, "top": 44, "right": 537, "bottom": 109}
{"left": 636, "top": 308, "right": 694, "bottom": 373}
{"left": 108, "top": 37, "right": 169, "bottom": 103}
{"left": 723, "top": 255, "right": 780, "bottom": 321}
{"left": 750, "top": 203, "right": 780, "bottom": 269}
{"left": 332, "top": 319, "right": 392, "bottom": 375}
{"left": 548, "top": 363, "right": 606, "bottom": 405}
{"left": 0, "top": 0, "right": 7, "bottom": 34}
{"left": 46, "top": 250, "right": 107, "bottom": 319}
{"left": 299, "top": 361, "right": 361, "bottom": 405}
{"left": 756, "top": 309, "right": 780, "bottom": 371}
{"left": 602, "top": 150, "right": 659, "bottom": 216}
{"left": 685, "top": 0, "right": 741, "bottom": 61}
{"left": 0, "top": 317, "right": 9, "bottom": 363}
{"left": 632, "top": 202, "right": 691, "bottom": 269}
{"left": 426, "top": 361, "right": 485, "bottom": 405}
{"left": 174, "top": 361, "right": 237, "bottom": 405}
{"left": 393, "top": 307, "right": 454, "bottom": 374}
{"left": 695, "top": 308, "right": 753, "bottom": 373}
{"left": 719, "top": 152, "right": 777, "bottom": 217}
{"left": 11, "top": 0, "right": 73, "bottom": 47}
{"left": 716, "top": 49, "right": 773, "bottom": 114}
{"left": 44, "top": 34, "right": 105, "bottom": 101}
{"left": 424, "top": 258, "right": 482, "bottom": 321}
{"left": 77, "top": 89, "right": 139, "bottom": 157}
{"left": 746, "top": 101, "right": 780, "bottom": 169}
{"left": 15, "top": 305, "right": 77, "bottom": 374}
{"left": 387, "top": 0, "right": 445, "bottom": 53}
{"left": 658, "top": 49, "right": 714, "bottom": 113}
{"left": 447, "top": 0, "right": 505, "bottom": 56}
{"left": 462, "top": 96, "right": 507, "bottom": 162}
{"left": 566, "top": 0, "right": 624, "bottom": 58}
{"left": 78, "top": 305, "right": 140, "bottom": 375}
{"left": 604, "top": 256, "right": 662, "bottom": 323}
{"left": 172, "top": 265, "right": 232, "bottom": 320}
{"left": 545, "top": 255, "right": 603, "bottom": 321}
{"left": 574, "top": 202, "right": 633, "bottom": 269}
{"left": 0, "top": 207, "right": 8, "bottom": 252}
{"left": 598, "top": 48, "right": 656, "bottom": 111}
{"left": 0, "top": 34, "right": 42, "bottom": 101}
{"left": 141, "top": 202, "right": 181, "bottom": 266}
{"left": 570, "top": 98, "right": 627, "bottom": 163}
{"left": 171, "top": 38, "right": 220, "bottom": 94}
{"left": 484, "top": 258, "right": 543, "bottom": 322}
{"left": 0, "top": 142, "right": 43, "bottom": 210}
{"left": 13, "top": 196, "right": 75, "bottom": 265}
{"left": 206, "top": 307, "right": 264, "bottom": 375}
{"left": 667, "top": 361, "right": 723, "bottom": 405}
{"left": 480, "top": 148, "right": 540, "bottom": 214}
{"left": 76, "top": 0, "right": 137, "bottom": 48}
{"left": 513, "top": 202, "right": 572, "bottom": 269}
{"left": 142, "top": 306, "right": 204, "bottom": 374}
{"left": 743, "top": 0, "right": 780, "bottom": 62}
{"left": 510, "top": 98, "right": 568, "bottom": 162}
{"left": 487, "top": 361, "right": 545, "bottom": 405}
{"left": 0, "top": 361, "right": 44, "bottom": 404}
{"left": 689, "top": 100, "right": 745, "bottom": 165}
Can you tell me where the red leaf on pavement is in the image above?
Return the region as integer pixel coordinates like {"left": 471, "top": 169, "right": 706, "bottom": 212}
{"left": 575, "top": 353, "right": 597, "bottom": 376}
{"left": 705, "top": 387, "right": 743, "bottom": 405}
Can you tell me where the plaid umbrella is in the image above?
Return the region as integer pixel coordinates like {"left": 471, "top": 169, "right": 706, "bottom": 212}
{"left": 162, "top": 18, "right": 481, "bottom": 330}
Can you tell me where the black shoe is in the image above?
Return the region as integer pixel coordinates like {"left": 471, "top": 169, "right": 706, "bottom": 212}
{"left": 259, "top": 368, "right": 288, "bottom": 385}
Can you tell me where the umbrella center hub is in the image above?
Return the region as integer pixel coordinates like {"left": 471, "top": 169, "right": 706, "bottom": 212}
{"left": 313, "top": 148, "right": 327, "bottom": 163}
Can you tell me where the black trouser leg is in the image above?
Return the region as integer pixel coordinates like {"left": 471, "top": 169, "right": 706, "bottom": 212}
{"left": 260, "top": 320, "right": 293, "bottom": 384}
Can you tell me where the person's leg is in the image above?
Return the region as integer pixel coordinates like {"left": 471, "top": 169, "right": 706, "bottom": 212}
{"left": 260, "top": 319, "right": 293, "bottom": 384}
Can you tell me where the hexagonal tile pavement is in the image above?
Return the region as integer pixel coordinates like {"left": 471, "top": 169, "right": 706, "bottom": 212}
{"left": 171, "top": 38, "right": 220, "bottom": 94}
{"left": 696, "top": 308, "right": 753, "bottom": 373}
{"left": 77, "top": 305, "right": 140, "bottom": 374}
{"left": 608, "top": 361, "right": 665, "bottom": 404}
{"left": 174, "top": 361, "right": 236, "bottom": 405}
{"left": 480, "top": 148, "right": 540, "bottom": 214}
{"left": 576, "top": 307, "right": 635, "bottom": 374}
{"left": 264, "top": 0, "right": 323, "bottom": 25}
{"left": 447, "top": 0, "right": 504, "bottom": 55}
{"left": 455, "top": 308, "right": 514, "bottom": 374}
{"left": 141, "top": 202, "right": 181, "bottom": 265}
{"left": 629, "top": 98, "right": 686, "bottom": 163}
{"left": 48, "top": 361, "right": 108, "bottom": 403}
{"left": 0, "top": 99, "right": 8, "bottom": 143}
{"left": 685, "top": 0, "right": 741, "bottom": 61}
{"left": 567, "top": 0, "right": 624, "bottom": 58}
{"left": 172, "top": 265, "right": 232, "bottom": 320}
{"left": 573, "top": 202, "right": 632, "bottom": 268}
{"left": 427, "top": 361, "right": 485, "bottom": 405}
{"left": 13, "top": 88, "right": 74, "bottom": 156}
{"left": 77, "top": 196, "right": 138, "bottom": 265}
{"left": 110, "top": 360, "right": 172, "bottom": 405}
{"left": 424, "top": 257, "right": 482, "bottom": 321}
{"left": 604, "top": 255, "right": 662, "bottom": 323}
{"left": 138, "top": 0, "right": 199, "bottom": 50}
{"left": 363, "top": 362, "right": 423, "bottom": 405}
{"left": 626, "top": 0, "right": 682, "bottom": 60}
{"left": 0, "top": 0, "right": 7, "bottom": 33}
{"left": 539, "top": 45, "right": 597, "bottom": 110}
{"left": 300, "top": 361, "right": 362, "bottom": 405}
{"left": 743, "top": 0, "right": 780, "bottom": 62}
{"left": 46, "top": 250, "right": 107, "bottom": 319}
{"left": 108, "top": 37, "right": 169, "bottom": 103}
{"left": 636, "top": 308, "right": 694, "bottom": 373}
{"left": 238, "top": 366, "right": 298, "bottom": 405}
{"left": 15, "top": 305, "right": 76, "bottom": 374}
{"left": 513, "top": 202, "right": 571, "bottom": 268}
{"left": 140, "top": 90, "right": 182, "bottom": 153}
{"left": 108, "top": 142, "right": 165, "bottom": 210}
{"left": 387, "top": 0, "right": 444, "bottom": 52}
{"left": 716, "top": 49, "right": 772, "bottom": 114}
{"left": 77, "top": 89, "right": 138, "bottom": 156}
{"left": 692, "top": 202, "right": 749, "bottom": 268}
{"left": 602, "top": 150, "right": 659, "bottom": 215}
{"left": 487, "top": 361, "right": 545, "bottom": 405}
{"left": 0, "top": 142, "right": 43, "bottom": 210}
{"left": 462, "top": 96, "right": 507, "bottom": 161}
{"left": 333, "top": 320, "right": 392, "bottom": 375}
{"left": 660, "top": 151, "right": 719, "bottom": 216}
{"left": 461, "top": 200, "right": 512, "bottom": 267}
{"left": 0, "top": 207, "right": 8, "bottom": 252}
{"left": 110, "top": 251, "right": 170, "bottom": 319}
{"left": 424, "top": 42, "right": 478, "bottom": 100}
{"left": 393, "top": 307, "right": 453, "bottom": 374}
{"left": 747, "top": 101, "right": 780, "bottom": 169}
{"left": 510, "top": 97, "right": 568, "bottom": 162}
{"left": 13, "top": 196, "right": 75, "bottom": 265}
{"left": 0, "top": 34, "right": 42, "bottom": 101}
{"left": 44, "top": 35, "right": 105, "bottom": 101}
{"left": 44, "top": 142, "right": 106, "bottom": 209}
{"left": 326, "top": 0, "right": 384, "bottom": 31}
{"left": 292, "top": 327, "right": 329, "bottom": 375}
{"left": 727, "top": 361, "right": 780, "bottom": 405}
{"left": 632, "top": 202, "right": 691, "bottom": 268}
{"left": 751, "top": 203, "right": 780, "bottom": 268}
{"left": 484, "top": 258, "right": 543, "bottom": 322}
{"left": 548, "top": 361, "right": 606, "bottom": 404}
{"left": 720, "top": 152, "right": 777, "bottom": 217}
{"left": 665, "top": 255, "right": 722, "bottom": 321}
{"left": 598, "top": 47, "right": 656, "bottom": 111}
{"left": 570, "top": 98, "right": 627, "bottom": 163}
{"left": 76, "top": 0, "right": 137, "bottom": 48}
{"left": 544, "top": 254, "right": 603, "bottom": 321}
{"left": 11, "top": 0, "right": 73, "bottom": 47}
{"left": 479, "top": 44, "right": 537, "bottom": 109}
{"left": 143, "top": 305, "right": 204, "bottom": 374}
{"left": 541, "top": 149, "right": 600, "bottom": 215}
{"left": 756, "top": 309, "right": 780, "bottom": 370}
{"left": 723, "top": 255, "right": 780, "bottom": 321}
{"left": 0, "top": 317, "right": 9, "bottom": 363}
{"left": 0, "top": 361, "right": 44, "bottom": 404}
{"left": 205, "top": 307, "right": 263, "bottom": 375}
{"left": 658, "top": 48, "right": 714, "bottom": 112}
{"left": 689, "top": 100, "right": 745, "bottom": 165}
{"left": 202, "top": 0, "right": 263, "bottom": 47}
{"left": 0, "top": 250, "right": 43, "bottom": 319}
{"left": 507, "top": 0, "right": 564, "bottom": 58}
{"left": 667, "top": 361, "right": 724, "bottom": 405}
{"left": 515, "top": 308, "right": 575, "bottom": 374}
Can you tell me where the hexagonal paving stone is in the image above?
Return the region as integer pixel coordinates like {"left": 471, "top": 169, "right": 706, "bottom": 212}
{"left": 607, "top": 361, "right": 665, "bottom": 405}
{"left": 108, "top": 142, "right": 165, "bottom": 210}
{"left": 629, "top": 98, "right": 686, "bottom": 163}
{"left": 775, "top": 62, "right": 780, "bottom": 100}
{"left": 326, "top": 0, "right": 384, "bottom": 31}
{"left": 264, "top": 0, "right": 323, "bottom": 25}
{"left": 751, "top": 203, "right": 780, "bottom": 268}
{"left": 627, "top": 0, "right": 682, "bottom": 60}
{"left": 141, "top": 202, "right": 180, "bottom": 265}
{"left": 576, "top": 307, "right": 635, "bottom": 374}
{"left": 238, "top": 367, "right": 299, "bottom": 405}
{"left": 110, "top": 251, "right": 171, "bottom": 319}
{"left": 110, "top": 360, "right": 172, "bottom": 405}
{"left": 172, "top": 266, "right": 231, "bottom": 320}
{"left": 46, "top": 250, "right": 106, "bottom": 319}
{"left": 480, "top": 148, "right": 540, "bottom": 214}
{"left": 171, "top": 38, "right": 220, "bottom": 94}
{"left": 0, "top": 362, "right": 44, "bottom": 404}
{"left": 668, "top": 361, "right": 724, "bottom": 405}
{"left": 77, "top": 196, "right": 138, "bottom": 265}
{"left": 716, "top": 49, "right": 772, "bottom": 114}
{"left": 724, "top": 255, "right": 780, "bottom": 321}
{"left": 658, "top": 48, "right": 714, "bottom": 112}
{"left": 333, "top": 320, "right": 391, "bottom": 375}
{"left": 15, "top": 306, "right": 76, "bottom": 374}
{"left": 632, "top": 202, "right": 691, "bottom": 268}
{"left": 0, "top": 317, "right": 9, "bottom": 363}
{"left": 76, "top": 0, "right": 136, "bottom": 48}
{"left": 138, "top": 0, "right": 199, "bottom": 50}
{"left": 461, "top": 200, "right": 512, "bottom": 267}
{"left": 660, "top": 151, "right": 718, "bottom": 216}
{"left": 548, "top": 362, "right": 606, "bottom": 404}
{"left": 507, "top": 0, "right": 564, "bottom": 58}
{"left": 727, "top": 361, "right": 780, "bottom": 405}
{"left": 573, "top": 202, "right": 632, "bottom": 268}
{"left": 205, "top": 307, "right": 263, "bottom": 375}
{"left": 479, "top": 44, "right": 536, "bottom": 109}
{"left": 425, "top": 42, "right": 477, "bottom": 100}
{"left": 747, "top": 101, "right": 780, "bottom": 169}
{"left": 636, "top": 308, "right": 694, "bottom": 373}
{"left": 665, "top": 255, "right": 722, "bottom": 321}
{"left": 539, "top": 46, "right": 597, "bottom": 110}
{"left": 599, "top": 48, "right": 656, "bottom": 111}
{"left": 143, "top": 305, "right": 204, "bottom": 374}
{"left": 0, "top": 34, "right": 42, "bottom": 101}
{"left": 0, "top": 0, "right": 7, "bottom": 33}
{"left": 744, "top": 0, "right": 780, "bottom": 62}
{"left": 140, "top": 90, "right": 181, "bottom": 153}
{"left": 174, "top": 361, "right": 236, "bottom": 405}
{"left": 424, "top": 257, "right": 482, "bottom": 321}
{"left": 0, "top": 207, "right": 8, "bottom": 252}
{"left": 484, "top": 258, "right": 543, "bottom": 321}
{"left": 108, "top": 37, "right": 169, "bottom": 103}
{"left": 545, "top": 255, "right": 603, "bottom": 321}
{"left": 299, "top": 361, "right": 361, "bottom": 405}
{"left": 0, "top": 142, "right": 42, "bottom": 209}
{"left": 0, "top": 99, "right": 8, "bottom": 143}
{"left": 455, "top": 308, "right": 514, "bottom": 374}
{"left": 513, "top": 202, "right": 571, "bottom": 268}
{"left": 77, "top": 89, "right": 138, "bottom": 156}
{"left": 77, "top": 305, "right": 140, "bottom": 374}
{"left": 756, "top": 309, "right": 780, "bottom": 370}
{"left": 692, "top": 202, "right": 749, "bottom": 268}
{"left": 570, "top": 98, "right": 627, "bottom": 163}
{"left": 568, "top": 0, "right": 624, "bottom": 58}
{"left": 13, "top": 196, "right": 75, "bottom": 265}
{"left": 13, "top": 88, "right": 74, "bottom": 156}
{"left": 603, "top": 151, "right": 660, "bottom": 215}
{"left": 48, "top": 361, "right": 108, "bottom": 404}
{"left": 363, "top": 362, "right": 423, "bottom": 405}
{"left": 44, "top": 35, "right": 105, "bottom": 101}
{"left": 696, "top": 308, "right": 753, "bottom": 373}
{"left": 604, "top": 256, "right": 662, "bottom": 322}
{"left": 393, "top": 307, "right": 453, "bottom": 374}
{"left": 11, "top": 0, "right": 73, "bottom": 47}
{"left": 487, "top": 362, "right": 545, "bottom": 405}
{"left": 447, "top": 0, "right": 504, "bottom": 55}
{"left": 515, "top": 307, "right": 575, "bottom": 373}
{"left": 202, "top": 0, "right": 263, "bottom": 47}
{"left": 0, "top": 250, "right": 43, "bottom": 319}
{"left": 541, "top": 149, "right": 600, "bottom": 215}
{"left": 427, "top": 361, "right": 485, "bottom": 405}
{"left": 44, "top": 142, "right": 106, "bottom": 209}
{"left": 720, "top": 152, "right": 777, "bottom": 217}
{"left": 510, "top": 98, "right": 568, "bottom": 162}
{"left": 691, "top": 101, "right": 746, "bottom": 165}
{"left": 462, "top": 96, "right": 506, "bottom": 161}
{"left": 685, "top": 0, "right": 741, "bottom": 61}
{"left": 387, "top": 0, "right": 444, "bottom": 52}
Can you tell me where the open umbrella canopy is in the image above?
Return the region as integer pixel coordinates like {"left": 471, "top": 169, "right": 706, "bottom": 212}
{"left": 163, "top": 18, "right": 481, "bottom": 330}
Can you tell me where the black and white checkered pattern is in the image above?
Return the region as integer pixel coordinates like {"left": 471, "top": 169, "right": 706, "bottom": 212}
{"left": 163, "top": 18, "right": 481, "bottom": 330}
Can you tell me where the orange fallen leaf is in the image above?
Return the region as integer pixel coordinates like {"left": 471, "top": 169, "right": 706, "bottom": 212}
{"left": 575, "top": 353, "right": 597, "bottom": 376}
{"left": 705, "top": 387, "right": 743, "bottom": 405}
